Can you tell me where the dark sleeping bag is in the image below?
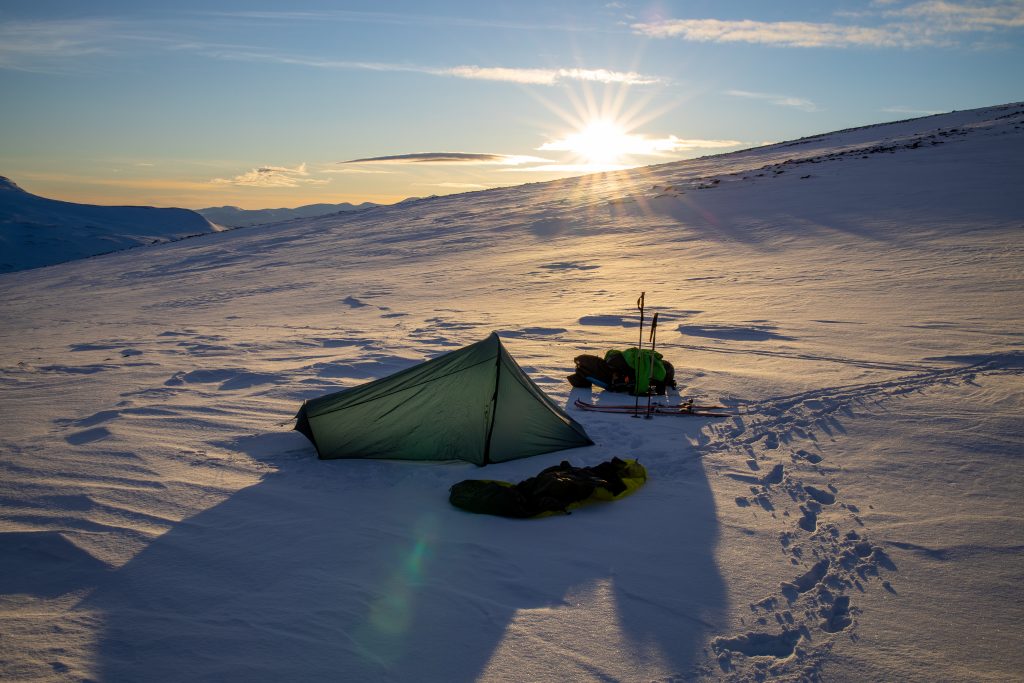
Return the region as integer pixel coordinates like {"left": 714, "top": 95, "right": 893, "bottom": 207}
{"left": 449, "top": 457, "right": 647, "bottom": 518}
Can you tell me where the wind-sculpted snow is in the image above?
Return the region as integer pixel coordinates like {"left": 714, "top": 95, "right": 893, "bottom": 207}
{"left": 0, "top": 103, "right": 1022, "bottom": 682}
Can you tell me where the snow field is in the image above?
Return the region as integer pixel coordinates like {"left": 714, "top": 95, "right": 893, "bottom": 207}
{"left": 1, "top": 102, "right": 1022, "bottom": 681}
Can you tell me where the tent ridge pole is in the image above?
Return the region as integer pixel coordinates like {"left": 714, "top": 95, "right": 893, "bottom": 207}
{"left": 482, "top": 339, "right": 502, "bottom": 466}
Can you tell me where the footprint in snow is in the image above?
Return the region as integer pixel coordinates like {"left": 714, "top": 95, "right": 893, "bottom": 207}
{"left": 798, "top": 502, "right": 821, "bottom": 532}
{"left": 794, "top": 449, "right": 824, "bottom": 464}
{"left": 803, "top": 485, "right": 836, "bottom": 505}
{"left": 727, "top": 462, "right": 783, "bottom": 487}
{"left": 711, "top": 628, "right": 802, "bottom": 665}
{"left": 819, "top": 595, "right": 853, "bottom": 632}
{"left": 762, "top": 463, "right": 784, "bottom": 485}
{"left": 781, "top": 559, "right": 830, "bottom": 599}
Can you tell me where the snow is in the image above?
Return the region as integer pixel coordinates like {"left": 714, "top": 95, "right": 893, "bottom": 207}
{"left": 0, "top": 177, "right": 220, "bottom": 273}
{"left": 196, "top": 202, "right": 379, "bottom": 229}
{"left": 1, "top": 102, "right": 1022, "bottom": 682}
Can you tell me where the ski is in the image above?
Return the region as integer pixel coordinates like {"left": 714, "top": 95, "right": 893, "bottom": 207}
{"left": 573, "top": 398, "right": 727, "bottom": 412}
{"left": 573, "top": 398, "right": 731, "bottom": 417}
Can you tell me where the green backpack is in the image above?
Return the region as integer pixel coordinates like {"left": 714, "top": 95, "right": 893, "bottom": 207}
{"left": 604, "top": 348, "right": 667, "bottom": 395}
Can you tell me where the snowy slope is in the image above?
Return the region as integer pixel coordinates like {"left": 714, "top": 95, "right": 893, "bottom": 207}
{"left": 197, "top": 202, "right": 379, "bottom": 228}
{"left": 0, "top": 177, "right": 220, "bottom": 273}
{"left": 0, "top": 103, "right": 1022, "bottom": 682}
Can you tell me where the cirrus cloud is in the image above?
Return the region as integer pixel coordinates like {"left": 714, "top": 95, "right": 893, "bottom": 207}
{"left": 445, "top": 65, "right": 660, "bottom": 85}
{"left": 341, "top": 152, "right": 553, "bottom": 166}
{"left": 211, "top": 163, "right": 328, "bottom": 187}
{"left": 175, "top": 47, "right": 661, "bottom": 86}
{"left": 632, "top": 1, "right": 1024, "bottom": 49}
{"left": 633, "top": 18, "right": 914, "bottom": 48}
{"left": 0, "top": 18, "right": 663, "bottom": 87}
{"left": 538, "top": 133, "right": 742, "bottom": 155}
{"left": 726, "top": 89, "right": 819, "bottom": 112}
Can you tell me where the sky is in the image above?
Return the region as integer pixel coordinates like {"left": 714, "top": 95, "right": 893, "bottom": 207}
{"left": 1, "top": 1, "right": 1022, "bottom": 210}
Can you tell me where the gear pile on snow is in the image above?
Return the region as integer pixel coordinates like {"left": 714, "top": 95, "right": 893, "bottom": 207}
{"left": 566, "top": 349, "right": 676, "bottom": 396}
{"left": 449, "top": 457, "right": 647, "bottom": 518}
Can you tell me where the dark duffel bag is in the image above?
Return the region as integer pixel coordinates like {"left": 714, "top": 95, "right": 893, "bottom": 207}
{"left": 567, "top": 354, "right": 614, "bottom": 388}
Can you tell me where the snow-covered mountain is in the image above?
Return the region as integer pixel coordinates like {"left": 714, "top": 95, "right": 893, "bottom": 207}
{"left": 1, "top": 103, "right": 1022, "bottom": 682}
{"left": 197, "top": 201, "right": 379, "bottom": 228}
{"left": 0, "top": 177, "right": 220, "bottom": 273}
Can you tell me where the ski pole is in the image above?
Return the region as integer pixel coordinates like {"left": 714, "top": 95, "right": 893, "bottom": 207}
{"left": 633, "top": 292, "right": 645, "bottom": 418}
{"left": 645, "top": 312, "right": 659, "bottom": 419}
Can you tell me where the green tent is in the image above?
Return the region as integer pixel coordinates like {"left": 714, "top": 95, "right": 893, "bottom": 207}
{"left": 295, "top": 332, "right": 593, "bottom": 465}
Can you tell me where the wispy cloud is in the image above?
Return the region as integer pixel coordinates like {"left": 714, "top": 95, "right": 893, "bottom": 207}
{"left": 445, "top": 65, "right": 659, "bottom": 85}
{"left": 211, "top": 163, "right": 328, "bottom": 187}
{"left": 197, "top": 48, "right": 661, "bottom": 85}
{"left": 885, "top": 1, "right": 1024, "bottom": 30}
{"left": 0, "top": 17, "right": 658, "bottom": 85}
{"left": 726, "top": 89, "right": 820, "bottom": 112}
{"left": 633, "top": 1, "right": 1024, "bottom": 48}
{"left": 0, "top": 19, "right": 126, "bottom": 72}
{"left": 633, "top": 18, "right": 915, "bottom": 48}
{"left": 205, "top": 9, "right": 610, "bottom": 34}
{"left": 342, "top": 152, "right": 553, "bottom": 165}
{"left": 538, "top": 132, "right": 742, "bottom": 155}
{"left": 320, "top": 168, "right": 392, "bottom": 174}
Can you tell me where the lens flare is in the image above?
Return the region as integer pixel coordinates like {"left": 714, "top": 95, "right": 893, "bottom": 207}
{"left": 355, "top": 516, "right": 437, "bottom": 664}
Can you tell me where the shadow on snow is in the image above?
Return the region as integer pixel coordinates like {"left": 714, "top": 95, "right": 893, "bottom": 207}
{"left": 81, "top": 413, "right": 725, "bottom": 681}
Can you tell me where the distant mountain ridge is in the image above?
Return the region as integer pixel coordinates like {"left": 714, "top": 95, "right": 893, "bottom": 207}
{"left": 0, "top": 176, "right": 220, "bottom": 273}
{"left": 197, "top": 201, "right": 379, "bottom": 227}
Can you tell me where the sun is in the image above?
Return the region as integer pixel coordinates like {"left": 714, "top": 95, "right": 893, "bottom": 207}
{"left": 557, "top": 119, "right": 634, "bottom": 165}
{"left": 531, "top": 79, "right": 690, "bottom": 174}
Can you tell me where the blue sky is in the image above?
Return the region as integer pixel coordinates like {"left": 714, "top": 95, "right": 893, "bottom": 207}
{"left": 1, "top": 1, "right": 1021, "bottom": 208}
